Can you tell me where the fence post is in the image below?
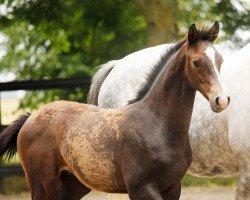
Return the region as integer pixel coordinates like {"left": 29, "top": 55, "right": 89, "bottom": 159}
{"left": 0, "top": 159, "right": 3, "bottom": 193}
{"left": 0, "top": 92, "right": 3, "bottom": 193}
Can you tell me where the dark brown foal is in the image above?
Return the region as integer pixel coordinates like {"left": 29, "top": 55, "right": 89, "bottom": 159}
{"left": 0, "top": 22, "right": 229, "bottom": 200}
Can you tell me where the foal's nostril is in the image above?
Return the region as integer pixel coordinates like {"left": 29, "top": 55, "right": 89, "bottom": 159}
{"left": 215, "top": 97, "right": 220, "bottom": 106}
{"left": 228, "top": 96, "right": 231, "bottom": 105}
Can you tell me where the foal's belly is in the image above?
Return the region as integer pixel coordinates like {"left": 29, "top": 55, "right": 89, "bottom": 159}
{"left": 60, "top": 116, "right": 127, "bottom": 193}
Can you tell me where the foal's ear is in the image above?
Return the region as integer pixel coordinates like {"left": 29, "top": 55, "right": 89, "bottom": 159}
{"left": 209, "top": 21, "right": 220, "bottom": 42}
{"left": 188, "top": 24, "right": 198, "bottom": 45}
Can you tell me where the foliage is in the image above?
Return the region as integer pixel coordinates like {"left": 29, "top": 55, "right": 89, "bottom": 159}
{"left": 178, "top": 0, "right": 250, "bottom": 46}
{"left": 0, "top": 0, "right": 146, "bottom": 108}
{"left": 0, "top": 0, "right": 249, "bottom": 108}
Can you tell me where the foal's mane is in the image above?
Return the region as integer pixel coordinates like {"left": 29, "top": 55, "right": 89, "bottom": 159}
{"left": 195, "top": 28, "right": 216, "bottom": 41}
{"left": 128, "top": 27, "right": 214, "bottom": 104}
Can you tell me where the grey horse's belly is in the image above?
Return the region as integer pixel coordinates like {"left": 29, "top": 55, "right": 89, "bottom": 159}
{"left": 187, "top": 93, "right": 239, "bottom": 178}
{"left": 188, "top": 137, "right": 239, "bottom": 178}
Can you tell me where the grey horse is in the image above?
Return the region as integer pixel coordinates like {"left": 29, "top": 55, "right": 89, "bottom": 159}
{"left": 88, "top": 41, "right": 250, "bottom": 200}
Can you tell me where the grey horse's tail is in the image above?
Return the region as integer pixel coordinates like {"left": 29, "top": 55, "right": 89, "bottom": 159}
{"left": 87, "top": 60, "right": 118, "bottom": 105}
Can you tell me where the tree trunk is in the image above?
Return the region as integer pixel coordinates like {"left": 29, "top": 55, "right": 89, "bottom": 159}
{"left": 135, "top": 0, "right": 179, "bottom": 46}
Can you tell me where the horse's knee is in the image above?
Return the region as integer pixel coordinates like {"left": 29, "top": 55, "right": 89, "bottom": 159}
{"left": 128, "top": 183, "right": 164, "bottom": 200}
{"left": 162, "top": 182, "right": 181, "bottom": 200}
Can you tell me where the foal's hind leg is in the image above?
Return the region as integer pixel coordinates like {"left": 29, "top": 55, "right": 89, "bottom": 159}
{"left": 18, "top": 130, "right": 64, "bottom": 199}
{"left": 27, "top": 175, "right": 60, "bottom": 200}
{"left": 24, "top": 162, "right": 90, "bottom": 200}
{"left": 57, "top": 171, "right": 91, "bottom": 200}
{"left": 20, "top": 155, "right": 62, "bottom": 199}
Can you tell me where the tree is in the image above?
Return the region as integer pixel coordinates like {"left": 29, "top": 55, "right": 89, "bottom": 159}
{"left": 132, "top": 0, "right": 250, "bottom": 46}
{"left": 0, "top": 0, "right": 147, "bottom": 109}
{"left": 134, "top": 0, "right": 179, "bottom": 45}
{"left": 0, "top": 0, "right": 249, "bottom": 109}
{"left": 178, "top": 0, "right": 250, "bottom": 45}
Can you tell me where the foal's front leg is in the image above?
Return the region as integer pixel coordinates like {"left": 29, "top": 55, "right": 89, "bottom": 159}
{"left": 128, "top": 183, "right": 164, "bottom": 200}
{"left": 162, "top": 182, "right": 181, "bottom": 200}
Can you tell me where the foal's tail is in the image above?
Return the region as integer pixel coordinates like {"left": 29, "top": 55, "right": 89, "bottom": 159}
{"left": 87, "top": 60, "right": 118, "bottom": 105}
{"left": 0, "top": 113, "right": 30, "bottom": 161}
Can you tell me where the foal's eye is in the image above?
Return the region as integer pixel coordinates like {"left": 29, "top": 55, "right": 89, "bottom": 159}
{"left": 192, "top": 59, "right": 200, "bottom": 68}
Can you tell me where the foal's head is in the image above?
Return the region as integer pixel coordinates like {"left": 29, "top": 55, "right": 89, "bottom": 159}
{"left": 184, "top": 22, "right": 229, "bottom": 112}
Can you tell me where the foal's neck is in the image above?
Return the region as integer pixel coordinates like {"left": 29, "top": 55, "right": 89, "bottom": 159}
{"left": 142, "top": 45, "right": 196, "bottom": 134}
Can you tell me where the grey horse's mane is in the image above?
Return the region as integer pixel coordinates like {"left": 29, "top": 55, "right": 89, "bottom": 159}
{"left": 128, "top": 40, "right": 186, "bottom": 104}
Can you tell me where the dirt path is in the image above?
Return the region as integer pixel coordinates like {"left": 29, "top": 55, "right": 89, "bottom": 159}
{"left": 180, "top": 186, "right": 235, "bottom": 200}
{"left": 0, "top": 186, "right": 236, "bottom": 200}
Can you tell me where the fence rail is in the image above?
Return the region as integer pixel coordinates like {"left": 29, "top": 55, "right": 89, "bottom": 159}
{"left": 0, "top": 78, "right": 91, "bottom": 193}
{"left": 0, "top": 78, "right": 91, "bottom": 91}
{"left": 0, "top": 165, "right": 24, "bottom": 177}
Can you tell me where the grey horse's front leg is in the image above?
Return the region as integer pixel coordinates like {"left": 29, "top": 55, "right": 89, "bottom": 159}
{"left": 236, "top": 166, "right": 250, "bottom": 200}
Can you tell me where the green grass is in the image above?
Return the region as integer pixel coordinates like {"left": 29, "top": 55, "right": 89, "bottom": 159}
{"left": 2, "top": 176, "right": 29, "bottom": 195}
{"left": 182, "top": 175, "right": 237, "bottom": 187}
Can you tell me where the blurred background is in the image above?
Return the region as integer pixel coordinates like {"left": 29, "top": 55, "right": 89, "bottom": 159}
{"left": 0, "top": 0, "right": 249, "bottom": 199}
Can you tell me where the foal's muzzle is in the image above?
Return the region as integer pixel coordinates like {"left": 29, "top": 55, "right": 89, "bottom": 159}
{"left": 210, "top": 94, "right": 230, "bottom": 113}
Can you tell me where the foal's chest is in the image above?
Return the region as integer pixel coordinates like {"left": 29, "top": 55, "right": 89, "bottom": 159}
{"left": 121, "top": 123, "right": 192, "bottom": 190}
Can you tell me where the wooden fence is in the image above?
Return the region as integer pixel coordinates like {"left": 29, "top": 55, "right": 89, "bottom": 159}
{"left": 0, "top": 78, "right": 91, "bottom": 193}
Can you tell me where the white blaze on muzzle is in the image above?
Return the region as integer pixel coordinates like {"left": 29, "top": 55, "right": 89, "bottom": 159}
{"left": 205, "top": 46, "right": 230, "bottom": 112}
